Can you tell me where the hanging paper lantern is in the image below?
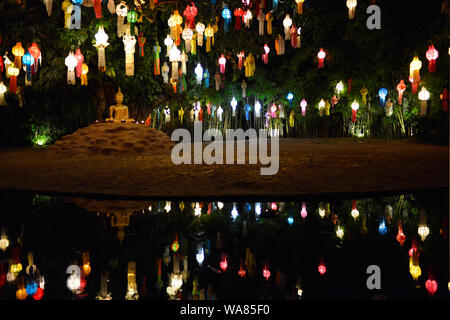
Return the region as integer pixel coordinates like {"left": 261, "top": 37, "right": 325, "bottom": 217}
{"left": 241, "top": 80, "right": 247, "bottom": 98}
{"left": 290, "top": 25, "right": 298, "bottom": 48}
{"left": 61, "top": 0, "right": 71, "bottom": 28}
{"left": 138, "top": 32, "right": 146, "bottom": 57}
{"left": 243, "top": 9, "right": 252, "bottom": 28}
{"left": 93, "top": 0, "right": 102, "bottom": 18}
{"left": 396, "top": 80, "right": 406, "bottom": 105}
{"left": 409, "top": 56, "right": 422, "bottom": 94}
{"left": 295, "top": 0, "right": 305, "bottom": 14}
{"left": 43, "top": 0, "right": 53, "bottom": 16}
{"left": 218, "top": 54, "right": 227, "bottom": 74}
{"left": 318, "top": 260, "right": 326, "bottom": 276}
{"left": 107, "top": 0, "right": 115, "bottom": 13}
{"left": 21, "top": 53, "right": 34, "bottom": 85}
{"left": 123, "top": 32, "right": 137, "bottom": 76}
{"left": 194, "top": 63, "right": 203, "bottom": 85}
{"left": 80, "top": 63, "right": 88, "bottom": 85}
{"left": 169, "top": 45, "right": 180, "bottom": 80}
{"left": 318, "top": 99, "right": 325, "bottom": 116}
{"left": 426, "top": 44, "right": 439, "bottom": 73}
{"left": 418, "top": 224, "right": 430, "bottom": 242}
{"left": 336, "top": 81, "right": 345, "bottom": 96}
{"left": 409, "top": 256, "right": 421, "bottom": 281}
{"left": 231, "top": 96, "right": 238, "bottom": 117}
{"left": 425, "top": 276, "right": 438, "bottom": 296}
{"left": 184, "top": 2, "right": 197, "bottom": 28}
{"left": 33, "top": 287, "right": 44, "bottom": 300}
{"left": 396, "top": 220, "right": 406, "bottom": 246}
{"left": 116, "top": 2, "right": 128, "bottom": 37}
{"left": 74, "top": 49, "right": 84, "bottom": 78}
{"left": 220, "top": 254, "right": 228, "bottom": 272}
{"left": 378, "top": 218, "right": 387, "bottom": 235}
{"left": 238, "top": 265, "right": 246, "bottom": 278}
{"left": 283, "top": 14, "right": 292, "bottom": 40}
{"left": 265, "top": 11, "right": 273, "bottom": 35}
{"left": 195, "top": 22, "right": 205, "bottom": 47}
{"left": 196, "top": 248, "right": 204, "bottom": 265}
{"left": 28, "top": 43, "right": 41, "bottom": 73}
{"left": 205, "top": 25, "right": 215, "bottom": 52}
{"left": 300, "top": 98, "right": 307, "bottom": 117}
{"left": 347, "top": 0, "right": 357, "bottom": 19}
{"left": 214, "top": 72, "right": 221, "bottom": 91}
{"left": 222, "top": 6, "right": 231, "bottom": 33}
{"left": 262, "top": 43, "right": 270, "bottom": 64}
{"left": 351, "top": 200, "right": 359, "bottom": 220}
{"left": 351, "top": 100, "right": 359, "bottom": 123}
{"left": 164, "top": 35, "right": 174, "bottom": 57}
{"left": 3, "top": 55, "right": 11, "bottom": 79}
{"left": 358, "top": 86, "right": 368, "bottom": 106}
{"left": 378, "top": 88, "right": 388, "bottom": 106}
{"left": 244, "top": 53, "right": 255, "bottom": 77}
{"left": 12, "top": 42, "right": 25, "bottom": 70}
{"left": 127, "top": 10, "right": 138, "bottom": 36}
{"left": 418, "top": 87, "right": 430, "bottom": 117}
{"left": 331, "top": 95, "right": 339, "bottom": 108}
{"left": 0, "top": 82, "right": 6, "bottom": 106}
{"left": 263, "top": 265, "right": 271, "bottom": 281}
{"left": 317, "top": 49, "right": 326, "bottom": 68}
{"left": 65, "top": 52, "right": 77, "bottom": 84}
{"left": 0, "top": 229, "right": 9, "bottom": 250}
{"left": 153, "top": 42, "right": 161, "bottom": 76}
{"left": 237, "top": 51, "right": 245, "bottom": 70}
{"left": 180, "top": 50, "right": 188, "bottom": 75}
{"left": 168, "top": 10, "right": 183, "bottom": 45}
{"left": 171, "top": 235, "right": 179, "bottom": 252}
{"left": 16, "top": 288, "right": 28, "bottom": 300}
{"left": 336, "top": 225, "right": 344, "bottom": 239}
{"left": 94, "top": 25, "right": 109, "bottom": 72}
{"left": 300, "top": 202, "right": 307, "bottom": 219}
{"left": 440, "top": 89, "right": 449, "bottom": 112}
{"left": 234, "top": 7, "right": 244, "bottom": 30}
{"left": 182, "top": 27, "right": 193, "bottom": 53}
{"left": 26, "top": 280, "right": 38, "bottom": 295}
{"left": 7, "top": 64, "right": 19, "bottom": 93}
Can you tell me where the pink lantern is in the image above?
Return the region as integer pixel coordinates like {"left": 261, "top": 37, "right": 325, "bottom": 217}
{"left": 183, "top": 2, "right": 197, "bottom": 29}
{"left": 318, "top": 258, "right": 326, "bottom": 276}
{"left": 237, "top": 51, "right": 245, "bottom": 70}
{"left": 263, "top": 265, "right": 271, "bottom": 281}
{"left": 74, "top": 49, "right": 84, "bottom": 78}
{"left": 426, "top": 44, "right": 439, "bottom": 73}
{"left": 425, "top": 278, "right": 438, "bottom": 296}
{"left": 220, "top": 254, "right": 227, "bottom": 272}
{"left": 270, "top": 104, "right": 277, "bottom": 118}
{"left": 397, "top": 80, "right": 406, "bottom": 105}
{"left": 317, "top": 49, "right": 326, "bottom": 69}
{"left": 300, "top": 99, "right": 307, "bottom": 117}
{"left": 301, "top": 202, "right": 307, "bottom": 219}
{"left": 262, "top": 44, "right": 269, "bottom": 64}
{"left": 218, "top": 54, "right": 226, "bottom": 74}
{"left": 331, "top": 95, "right": 338, "bottom": 108}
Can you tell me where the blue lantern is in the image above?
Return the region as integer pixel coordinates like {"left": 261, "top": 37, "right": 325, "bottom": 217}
{"left": 204, "top": 69, "right": 210, "bottom": 88}
{"left": 26, "top": 281, "right": 38, "bottom": 295}
{"left": 287, "top": 92, "right": 294, "bottom": 107}
{"left": 379, "top": 88, "right": 388, "bottom": 107}
{"left": 287, "top": 216, "right": 294, "bottom": 225}
{"left": 71, "top": 0, "right": 83, "bottom": 5}
{"left": 378, "top": 218, "right": 387, "bottom": 235}
{"left": 244, "top": 104, "right": 251, "bottom": 120}
{"left": 222, "top": 6, "right": 231, "bottom": 33}
{"left": 273, "top": 0, "right": 278, "bottom": 11}
{"left": 245, "top": 203, "right": 252, "bottom": 212}
{"left": 22, "top": 52, "right": 35, "bottom": 83}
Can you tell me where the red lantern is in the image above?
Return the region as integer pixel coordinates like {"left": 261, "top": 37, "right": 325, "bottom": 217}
{"left": 347, "top": 78, "right": 352, "bottom": 93}
{"left": 234, "top": 8, "right": 244, "bottom": 30}
{"left": 318, "top": 263, "right": 326, "bottom": 276}
{"left": 290, "top": 26, "right": 297, "bottom": 48}
{"left": 220, "top": 254, "right": 228, "bottom": 272}
{"left": 263, "top": 265, "right": 271, "bottom": 281}
{"left": 93, "top": 0, "right": 102, "bottom": 18}
{"left": 237, "top": 51, "right": 245, "bottom": 70}
{"left": 425, "top": 278, "right": 438, "bottom": 296}
{"left": 317, "top": 49, "right": 326, "bottom": 69}
{"left": 396, "top": 220, "right": 406, "bottom": 246}
{"left": 74, "top": 49, "right": 84, "bottom": 78}
{"left": 440, "top": 88, "right": 448, "bottom": 112}
{"left": 238, "top": 265, "right": 246, "bottom": 278}
{"left": 262, "top": 44, "right": 269, "bottom": 64}
{"left": 183, "top": 2, "right": 197, "bottom": 29}
{"left": 426, "top": 44, "right": 439, "bottom": 73}
{"left": 0, "top": 56, "right": 3, "bottom": 81}
{"left": 218, "top": 54, "right": 226, "bottom": 74}
{"left": 397, "top": 80, "right": 406, "bottom": 105}
{"left": 28, "top": 43, "right": 41, "bottom": 73}
{"left": 33, "top": 287, "right": 44, "bottom": 300}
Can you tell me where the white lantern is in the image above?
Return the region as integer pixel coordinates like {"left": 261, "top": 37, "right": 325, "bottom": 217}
{"left": 241, "top": 80, "right": 247, "bottom": 98}
{"left": 255, "top": 101, "right": 261, "bottom": 117}
{"left": 94, "top": 26, "right": 109, "bottom": 72}
{"left": 116, "top": 1, "right": 128, "bottom": 37}
{"left": 3, "top": 55, "right": 12, "bottom": 78}
{"left": 336, "top": 225, "right": 344, "bottom": 239}
{"left": 231, "top": 96, "right": 238, "bottom": 117}
{"left": 194, "top": 202, "right": 202, "bottom": 216}
{"left": 217, "top": 106, "right": 224, "bottom": 121}
{"left": 196, "top": 247, "right": 204, "bottom": 265}
{"left": 194, "top": 63, "right": 203, "bottom": 85}
{"left": 169, "top": 45, "right": 181, "bottom": 80}
{"left": 231, "top": 203, "right": 239, "bottom": 220}
{"left": 418, "top": 225, "right": 430, "bottom": 241}
{"left": 164, "top": 35, "right": 174, "bottom": 57}
{"left": 0, "top": 81, "right": 7, "bottom": 106}
{"left": 336, "top": 81, "right": 345, "bottom": 95}
{"left": 255, "top": 202, "right": 261, "bottom": 216}
{"left": 180, "top": 50, "right": 188, "bottom": 75}
{"left": 283, "top": 14, "right": 292, "bottom": 40}
{"left": 65, "top": 52, "right": 77, "bottom": 85}
{"left": 243, "top": 10, "right": 252, "bottom": 28}
{"left": 217, "top": 201, "right": 224, "bottom": 210}
{"left": 182, "top": 27, "right": 193, "bottom": 53}
{"left": 418, "top": 87, "right": 430, "bottom": 117}
{"left": 347, "top": 0, "right": 357, "bottom": 19}
{"left": 195, "top": 22, "right": 205, "bottom": 47}
{"left": 123, "top": 32, "right": 137, "bottom": 76}
{"left": 161, "top": 61, "right": 169, "bottom": 83}
{"left": 318, "top": 99, "right": 325, "bottom": 116}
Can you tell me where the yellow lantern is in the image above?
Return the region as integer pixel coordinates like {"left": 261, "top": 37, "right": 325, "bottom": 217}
{"left": 0, "top": 81, "right": 7, "bottom": 106}
{"left": 12, "top": 42, "right": 25, "bottom": 69}
{"left": 82, "top": 252, "right": 91, "bottom": 276}
{"left": 346, "top": 0, "right": 357, "bottom": 19}
{"left": 204, "top": 24, "right": 214, "bottom": 53}
{"left": 418, "top": 87, "right": 430, "bottom": 117}
{"left": 360, "top": 86, "right": 368, "bottom": 106}
{"left": 125, "top": 261, "right": 139, "bottom": 300}
{"left": 336, "top": 225, "right": 344, "bottom": 239}
{"left": 295, "top": 0, "right": 305, "bottom": 14}
{"left": 61, "top": 0, "right": 71, "bottom": 29}
{"left": 11, "top": 262, "right": 23, "bottom": 274}
{"left": 123, "top": 32, "right": 137, "bottom": 76}
{"left": 409, "top": 256, "right": 421, "bottom": 280}
{"left": 409, "top": 56, "right": 422, "bottom": 94}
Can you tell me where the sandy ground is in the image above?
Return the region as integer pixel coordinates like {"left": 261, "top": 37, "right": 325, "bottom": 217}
{"left": 0, "top": 123, "right": 447, "bottom": 199}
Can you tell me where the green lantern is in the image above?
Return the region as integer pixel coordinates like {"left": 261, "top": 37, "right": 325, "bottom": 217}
{"left": 127, "top": 10, "right": 138, "bottom": 35}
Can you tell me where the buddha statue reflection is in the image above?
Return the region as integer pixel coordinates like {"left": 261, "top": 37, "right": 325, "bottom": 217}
{"left": 106, "top": 87, "right": 135, "bottom": 122}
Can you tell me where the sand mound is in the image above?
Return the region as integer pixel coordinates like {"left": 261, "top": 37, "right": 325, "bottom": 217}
{"left": 50, "top": 122, "right": 174, "bottom": 158}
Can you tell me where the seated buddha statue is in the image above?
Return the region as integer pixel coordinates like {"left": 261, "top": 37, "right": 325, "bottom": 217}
{"left": 106, "top": 87, "right": 135, "bottom": 122}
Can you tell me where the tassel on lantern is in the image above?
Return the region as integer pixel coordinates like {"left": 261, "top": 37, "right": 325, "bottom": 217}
{"left": 44, "top": 0, "right": 53, "bottom": 16}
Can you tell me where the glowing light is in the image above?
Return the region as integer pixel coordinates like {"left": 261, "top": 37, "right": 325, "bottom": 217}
{"left": 263, "top": 266, "right": 271, "bottom": 281}
{"left": 300, "top": 99, "right": 307, "bottom": 117}
{"left": 378, "top": 88, "right": 388, "bottom": 106}
{"left": 171, "top": 236, "right": 180, "bottom": 252}
{"left": 378, "top": 218, "right": 387, "bottom": 235}
{"left": 336, "top": 81, "right": 345, "bottom": 95}
{"left": 194, "top": 202, "right": 202, "bottom": 216}
{"left": 217, "top": 202, "right": 224, "bottom": 210}
{"left": 336, "top": 225, "right": 344, "bottom": 239}
{"left": 255, "top": 202, "right": 261, "bottom": 216}
{"left": 351, "top": 200, "right": 359, "bottom": 220}
{"left": 418, "top": 224, "right": 430, "bottom": 241}
{"left": 317, "top": 49, "right": 326, "bottom": 68}
{"left": 346, "top": 0, "right": 357, "bottom": 19}
{"left": 396, "top": 220, "right": 406, "bottom": 246}
{"left": 287, "top": 217, "right": 294, "bottom": 225}
{"left": 164, "top": 201, "right": 171, "bottom": 213}
{"left": 301, "top": 203, "right": 307, "bottom": 219}
{"left": 238, "top": 266, "right": 246, "bottom": 278}
{"left": 196, "top": 248, "right": 204, "bottom": 265}
{"left": 231, "top": 203, "right": 239, "bottom": 221}
{"left": 426, "top": 44, "right": 439, "bottom": 72}
{"left": 318, "top": 263, "right": 326, "bottom": 276}
{"left": 0, "top": 233, "right": 9, "bottom": 251}
{"left": 397, "top": 80, "right": 406, "bottom": 105}
{"left": 220, "top": 255, "right": 228, "bottom": 272}
{"left": 418, "top": 87, "right": 430, "bottom": 117}
{"left": 425, "top": 278, "right": 438, "bottom": 296}
{"left": 271, "top": 202, "right": 278, "bottom": 211}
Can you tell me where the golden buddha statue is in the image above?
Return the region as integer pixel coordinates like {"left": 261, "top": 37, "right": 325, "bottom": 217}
{"left": 106, "top": 87, "right": 135, "bottom": 122}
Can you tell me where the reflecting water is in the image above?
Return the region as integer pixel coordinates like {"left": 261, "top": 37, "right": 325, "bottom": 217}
{"left": 0, "top": 190, "right": 448, "bottom": 300}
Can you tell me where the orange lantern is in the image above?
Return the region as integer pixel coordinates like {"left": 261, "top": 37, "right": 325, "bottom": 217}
{"left": 295, "top": 0, "right": 305, "bottom": 14}
{"left": 12, "top": 42, "right": 25, "bottom": 69}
